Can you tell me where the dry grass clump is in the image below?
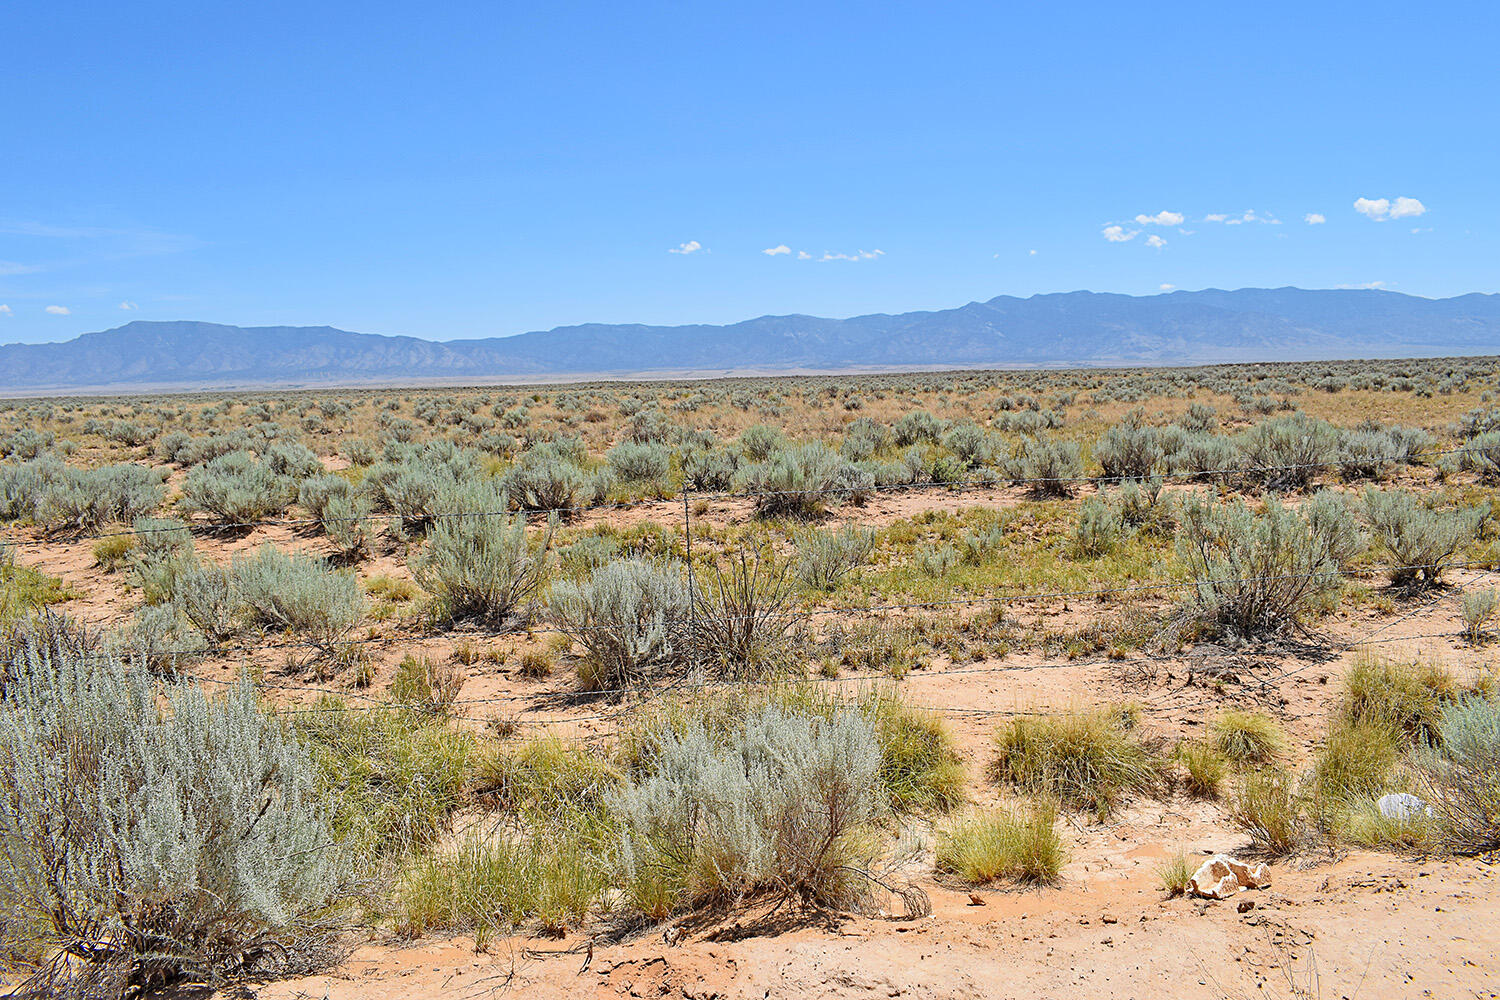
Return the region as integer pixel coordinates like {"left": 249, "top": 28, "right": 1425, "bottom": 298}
{"left": 1230, "top": 768, "right": 1306, "bottom": 856}
{"left": 934, "top": 803, "right": 1065, "bottom": 884}
{"left": 1175, "top": 739, "right": 1228, "bottom": 797}
{"left": 990, "top": 707, "right": 1163, "bottom": 819}
{"left": 1210, "top": 709, "right": 1286, "bottom": 767}
{"left": 1156, "top": 852, "right": 1195, "bottom": 897}
{"left": 1340, "top": 653, "right": 1457, "bottom": 744}
{"left": 390, "top": 654, "right": 465, "bottom": 716}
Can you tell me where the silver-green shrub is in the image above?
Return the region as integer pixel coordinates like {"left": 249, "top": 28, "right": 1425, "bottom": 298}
{"left": 1004, "top": 436, "right": 1083, "bottom": 496}
{"left": 795, "top": 524, "right": 875, "bottom": 590}
{"left": 550, "top": 558, "right": 692, "bottom": 689}
{"left": 1420, "top": 697, "right": 1500, "bottom": 854}
{"left": 0, "top": 646, "right": 351, "bottom": 991}
{"left": 412, "top": 493, "right": 552, "bottom": 626}
{"left": 1094, "top": 409, "right": 1162, "bottom": 482}
{"left": 1235, "top": 413, "right": 1336, "bottom": 490}
{"left": 181, "top": 451, "right": 297, "bottom": 524}
{"left": 614, "top": 705, "right": 883, "bottom": 915}
{"left": 231, "top": 546, "right": 364, "bottom": 652}
{"left": 1175, "top": 493, "right": 1342, "bottom": 638}
{"left": 1362, "top": 488, "right": 1483, "bottom": 589}
{"left": 35, "top": 464, "right": 166, "bottom": 534}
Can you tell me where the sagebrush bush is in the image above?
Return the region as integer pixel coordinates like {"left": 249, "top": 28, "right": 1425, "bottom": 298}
{"left": 934, "top": 803, "right": 1064, "bottom": 884}
{"left": 1071, "top": 495, "right": 1127, "bottom": 557}
{"left": 1175, "top": 493, "right": 1342, "bottom": 639}
{"left": 1236, "top": 413, "right": 1336, "bottom": 490}
{"left": 1094, "top": 409, "right": 1162, "bottom": 481}
{"left": 35, "top": 463, "right": 166, "bottom": 534}
{"left": 551, "top": 558, "right": 693, "bottom": 689}
{"left": 1420, "top": 697, "right": 1500, "bottom": 854}
{"left": 738, "top": 442, "right": 869, "bottom": 517}
{"left": 1362, "top": 488, "right": 1482, "bottom": 589}
{"left": 991, "top": 708, "right": 1162, "bottom": 818}
{"left": 614, "top": 705, "right": 886, "bottom": 918}
{"left": 232, "top": 545, "right": 364, "bottom": 653}
{"left": 0, "top": 647, "right": 351, "bottom": 992}
{"left": 181, "top": 451, "right": 296, "bottom": 524}
{"left": 1462, "top": 588, "right": 1498, "bottom": 642}
{"left": 1005, "top": 436, "right": 1083, "bottom": 496}
{"left": 795, "top": 523, "right": 875, "bottom": 590}
{"left": 412, "top": 498, "right": 552, "bottom": 626}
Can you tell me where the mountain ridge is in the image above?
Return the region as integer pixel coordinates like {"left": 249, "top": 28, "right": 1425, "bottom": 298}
{"left": 4, "top": 287, "right": 1498, "bottom": 391}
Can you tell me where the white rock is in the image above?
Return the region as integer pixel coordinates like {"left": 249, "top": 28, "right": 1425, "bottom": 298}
{"left": 1377, "top": 792, "right": 1431, "bottom": 820}
{"left": 1188, "top": 854, "right": 1272, "bottom": 900}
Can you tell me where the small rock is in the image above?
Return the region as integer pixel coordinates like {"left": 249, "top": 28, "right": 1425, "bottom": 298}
{"left": 1101, "top": 913, "right": 1118, "bottom": 924}
{"left": 967, "top": 894, "right": 985, "bottom": 907}
{"left": 1238, "top": 900, "right": 1255, "bottom": 913}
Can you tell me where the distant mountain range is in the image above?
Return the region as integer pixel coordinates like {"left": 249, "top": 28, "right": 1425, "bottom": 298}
{"left": 3, "top": 287, "right": 1499, "bottom": 391}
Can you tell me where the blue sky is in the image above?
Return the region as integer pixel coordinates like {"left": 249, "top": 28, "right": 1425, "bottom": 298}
{"left": 2, "top": 0, "right": 1496, "bottom": 345}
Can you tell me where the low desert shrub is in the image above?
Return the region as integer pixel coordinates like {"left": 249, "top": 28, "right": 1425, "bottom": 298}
{"left": 1005, "top": 436, "right": 1083, "bottom": 497}
{"left": 550, "top": 558, "right": 693, "bottom": 689}
{"left": 0, "top": 647, "right": 351, "bottom": 993}
{"left": 795, "top": 523, "right": 875, "bottom": 590}
{"left": 1175, "top": 493, "right": 1342, "bottom": 639}
{"left": 1462, "top": 588, "right": 1498, "bottom": 642}
{"left": 934, "top": 803, "right": 1064, "bottom": 884}
{"left": 232, "top": 545, "right": 364, "bottom": 654}
{"left": 1094, "top": 408, "right": 1162, "bottom": 481}
{"left": 181, "top": 451, "right": 297, "bottom": 524}
{"left": 1363, "top": 488, "right": 1483, "bottom": 590}
{"left": 738, "top": 442, "right": 869, "bottom": 518}
{"left": 411, "top": 497, "right": 552, "bottom": 626}
{"left": 614, "top": 705, "right": 885, "bottom": 918}
{"left": 1419, "top": 696, "right": 1500, "bottom": 854}
{"left": 1236, "top": 413, "right": 1337, "bottom": 490}
{"left": 35, "top": 463, "right": 166, "bottom": 534}
{"left": 991, "top": 707, "right": 1162, "bottom": 818}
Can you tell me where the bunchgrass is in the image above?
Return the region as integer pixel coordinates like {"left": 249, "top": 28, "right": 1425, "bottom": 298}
{"left": 1210, "top": 709, "right": 1286, "bottom": 767}
{"left": 990, "top": 707, "right": 1163, "bottom": 819}
{"left": 934, "top": 802, "right": 1064, "bottom": 884}
{"left": 1230, "top": 768, "right": 1305, "bottom": 856}
{"left": 1175, "top": 739, "right": 1228, "bottom": 797}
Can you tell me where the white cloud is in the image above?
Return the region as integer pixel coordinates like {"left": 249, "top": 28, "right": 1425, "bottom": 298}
{"left": 0, "top": 304, "right": 12, "bottom": 316}
{"left": 1335, "top": 280, "right": 1387, "bottom": 290}
{"left": 819, "top": 249, "right": 885, "bottom": 262}
{"left": 796, "top": 250, "right": 811, "bottom": 260}
{"left": 1205, "top": 209, "right": 1278, "bottom": 225}
{"left": 761, "top": 245, "right": 791, "bottom": 256}
{"left": 1134, "top": 210, "right": 1184, "bottom": 226}
{"left": 1102, "top": 225, "right": 1137, "bottom": 243}
{"left": 1159, "top": 283, "right": 1176, "bottom": 291}
{"left": 45, "top": 305, "right": 70, "bottom": 315}
{"left": 1028, "top": 249, "right": 1037, "bottom": 256}
{"left": 1304, "top": 213, "right": 1326, "bottom": 225}
{"left": 1353, "top": 196, "right": 1425, "bottom": 222}
{"left": 0, "top": 261, "right": 44, "bottom": 276}
{"left": 119, "top": 300, "right": 139, "bottom": 310}
{"left": 1389, "top": 196, "right": 1426, "bottom": 219}
{"left": 1145, "top": 234, "right": 1167, "bottom": 248}
{"left": 668, "top": 240, "right": 703, "bottom": 254}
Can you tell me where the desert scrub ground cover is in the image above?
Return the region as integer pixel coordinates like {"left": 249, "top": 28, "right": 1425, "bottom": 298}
{"left": 2, "top": 360, "right": 1500, "bottom": 993}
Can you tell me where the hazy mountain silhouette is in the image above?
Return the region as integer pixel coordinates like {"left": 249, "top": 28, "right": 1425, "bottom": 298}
{"left": 3, "top": 287, "right": 1498, "bottom": 390}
